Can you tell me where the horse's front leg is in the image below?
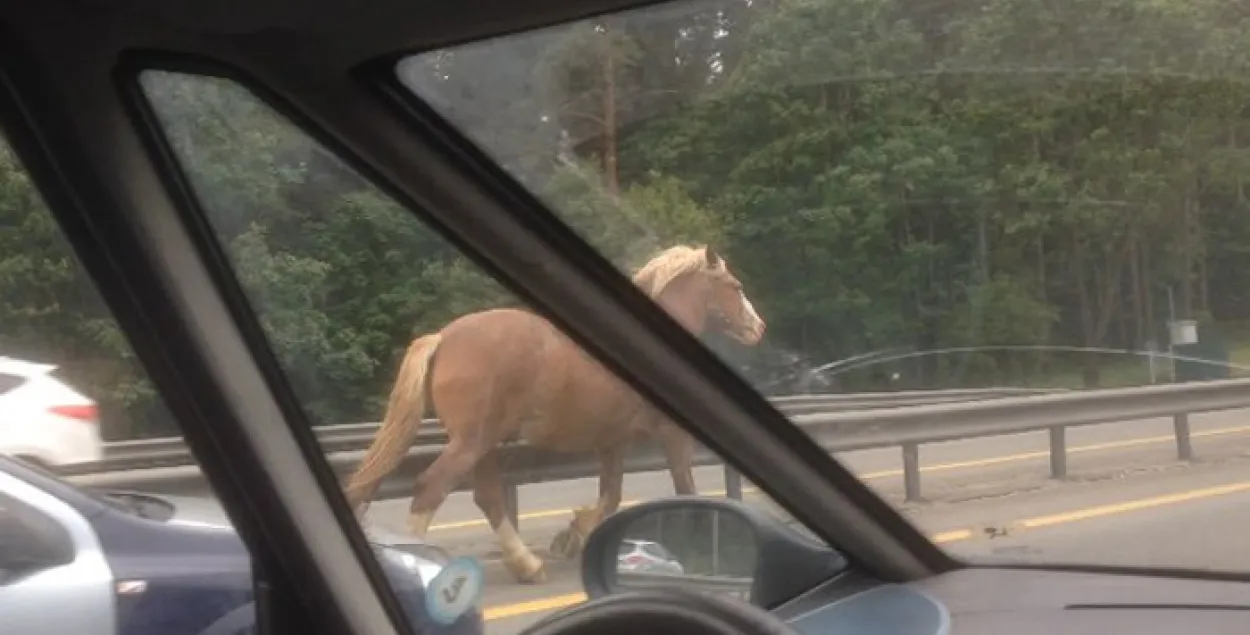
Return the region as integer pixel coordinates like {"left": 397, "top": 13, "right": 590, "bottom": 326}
{"left": 549, "top": 447, "right": 625, "bottom": 560}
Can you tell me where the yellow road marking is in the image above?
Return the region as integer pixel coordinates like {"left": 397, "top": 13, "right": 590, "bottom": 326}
{"left": 479, "top": 473, "right": 1250, "bottom": 622}
{"left": 429, "top": 424, "right": 1250, "bottom": 532}
{"left": 483, "top": 593, "right": 589, "bottom": 621}
{"left": 1018, "top": 480, "right": 1250, "bottom": 529}
{"left": 930, "top": 529, "right": 974, "bottom": 543}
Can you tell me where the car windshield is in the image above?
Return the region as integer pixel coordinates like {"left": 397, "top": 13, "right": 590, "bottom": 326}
{"left": 389, "top": 0, "right": 1250, "bottom": 577}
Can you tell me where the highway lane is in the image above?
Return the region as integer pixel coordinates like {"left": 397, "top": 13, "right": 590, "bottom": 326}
{"left": 470, "top": 455, "right": 1250, "bottom": 635}
{"left": 944, "top": 467, "right": 1250, "bottom": 569}
{"left": 360, "top": 408, "right": 1250, "bottom": 556}
{"left": 446, "top": 436, "right": 1250, "bottom": 635}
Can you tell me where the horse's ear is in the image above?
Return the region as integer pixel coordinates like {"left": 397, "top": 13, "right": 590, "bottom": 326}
{"left": 704, "top": 246, "right": 723, "bottom": 269}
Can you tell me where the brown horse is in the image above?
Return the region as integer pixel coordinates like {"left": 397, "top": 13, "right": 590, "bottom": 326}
{"left": 343, "top": 244, "right": 766, "bottom": 584}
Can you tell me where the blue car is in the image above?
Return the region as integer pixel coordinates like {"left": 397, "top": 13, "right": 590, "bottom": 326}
{"left": 0, "top": 455, "right": 485, "bottom": 635}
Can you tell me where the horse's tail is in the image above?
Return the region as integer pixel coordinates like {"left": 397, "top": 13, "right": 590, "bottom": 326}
{"left": 344, "top": 332, "right": 443, "bottom": 511}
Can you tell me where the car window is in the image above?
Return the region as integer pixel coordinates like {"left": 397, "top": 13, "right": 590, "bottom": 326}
{"left": 0, "top": 491, "right": 75, "bottom": 574}
{"left": 135, "top": 68, "right": 813, "bottom": 633}
{"left": 641, "top": 543, "right": 671, "bottom": 560}
{"left": 0, "top": 373, "right": 23, "bottom": 396}
{"left": 390, "top": 0, "right": 1250, "bottom": 583}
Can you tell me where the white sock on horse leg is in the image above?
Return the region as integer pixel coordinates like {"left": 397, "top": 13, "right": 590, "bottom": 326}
{"left": 407, "top": 511, "right": 434, "bottom": 537}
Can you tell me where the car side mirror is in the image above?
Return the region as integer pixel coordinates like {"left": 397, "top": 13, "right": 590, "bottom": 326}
{"left": 580, "top": 496, "right": 847, "bottom": 610}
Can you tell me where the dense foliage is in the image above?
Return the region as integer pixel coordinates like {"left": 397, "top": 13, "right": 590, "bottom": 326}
{"left": 5, "top": 0, "right": 1250, "bottom": 439}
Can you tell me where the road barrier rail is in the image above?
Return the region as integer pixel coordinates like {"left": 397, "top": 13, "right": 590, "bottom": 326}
{"left": 81, "top": 387, "right": 1049, "bottom": 473}
{"left": 52, "top": 380, "right": 1248, "bottom": 523}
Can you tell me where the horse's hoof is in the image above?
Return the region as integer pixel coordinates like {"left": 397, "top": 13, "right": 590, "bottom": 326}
{"left": 405, "top": 511, "right": 433, "bottom": 538}
{"left": 522, "top": 563, "right": 548, "bottom": 584}
{"left": 504, "top": 553, "right": 547, "bottom": 584}
{"left": 549, "top": 527, "right": 584, "bottom": 560}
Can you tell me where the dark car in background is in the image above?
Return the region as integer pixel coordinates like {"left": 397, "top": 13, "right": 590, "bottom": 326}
{"left": 0, "top": 455, "right": 484, "bottom": 635}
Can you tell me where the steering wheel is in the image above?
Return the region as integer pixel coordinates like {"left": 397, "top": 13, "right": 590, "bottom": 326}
{"left": 517, "top": 590, "right": 797, "bottom": 635}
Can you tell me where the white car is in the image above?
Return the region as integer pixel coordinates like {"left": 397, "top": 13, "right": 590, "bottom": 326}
{"left": 617, "top": 538, "right": 685, "bottom": 575}
{"left": 0, "top": 356, "right": 104, "bottom": 467}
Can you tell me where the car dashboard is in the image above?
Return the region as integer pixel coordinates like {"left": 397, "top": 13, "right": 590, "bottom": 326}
{"left": 771, "top": 567, "right": 1250, "bottom": 635}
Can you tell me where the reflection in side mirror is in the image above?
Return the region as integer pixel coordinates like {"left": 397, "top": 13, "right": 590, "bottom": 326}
{"left": 615, "top": 506, "right": 757, "bottom": 602}
{"left": 581, "top": 496, "right": 846, "bottom": 610}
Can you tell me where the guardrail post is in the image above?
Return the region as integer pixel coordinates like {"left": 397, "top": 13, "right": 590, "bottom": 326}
{"left": 503, "top": 479, "right": 519, "bottom": 529}
{"left": 1048, "top": 426, "right": 1067, "bottom": 479}
{"left": 1173, "top": 413, "right": 1194, "bottom": 461}
{"left": 724, "top": 465, "right": 743, "bottom": 500}
{"left": 901, "top": 443, "right": 922, "bottom": 502}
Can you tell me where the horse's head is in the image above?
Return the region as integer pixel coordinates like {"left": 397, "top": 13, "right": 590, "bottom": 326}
{"left": 634, "top": 244, "right": 766, "bottom": 347}
{"left": 697, "top": 246, "right": 766, "bottom": 346}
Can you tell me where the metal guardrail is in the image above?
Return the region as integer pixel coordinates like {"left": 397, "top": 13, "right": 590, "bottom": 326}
{"left": 86, "top": 387, "right": 1049, "bottom": 472}
{"left": 53, "top": 380, "right": 1250, "bottom": 524}
{"left": 617, "top": 570, "right": 752, "bottom": 599}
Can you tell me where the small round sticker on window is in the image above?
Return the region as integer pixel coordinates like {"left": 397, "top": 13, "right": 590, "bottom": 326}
{"left": 424, "top": 556, "right": 484, "bottom": 625}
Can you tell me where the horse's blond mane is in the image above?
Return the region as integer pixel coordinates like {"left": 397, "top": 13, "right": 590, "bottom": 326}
{"left": 630, "top": 244, "right": 716, "bottom": 299}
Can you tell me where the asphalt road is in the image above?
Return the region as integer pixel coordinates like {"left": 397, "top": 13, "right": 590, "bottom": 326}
{"left": 361, "top": 408, "right": 1250, "bottom": 554}
{"left": 355, "top": 409, "right": 1250, "bottom": 635}
{"left": 470, "top": 455, "right": 1250, "bottom": 635}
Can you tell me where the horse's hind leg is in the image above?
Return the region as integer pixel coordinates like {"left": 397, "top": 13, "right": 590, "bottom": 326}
{"left": 550, "top": 447, "right": 624, "bottom": 560}
{"left": 405, "top": 438, "right": 485, "bottom": 538}
{"left": 473, "top": 449, "right": 546, "bottom": 584}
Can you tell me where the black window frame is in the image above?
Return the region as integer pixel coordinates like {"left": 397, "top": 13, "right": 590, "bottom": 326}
{"left": 0, "top": 34, "right": 410, "bottom": 635}
{"left": 118, "top": 49, "right": 949, "bottom": 581}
